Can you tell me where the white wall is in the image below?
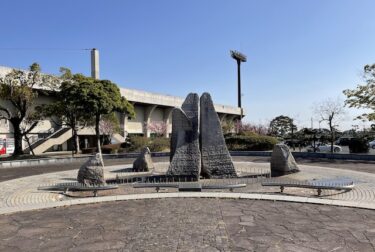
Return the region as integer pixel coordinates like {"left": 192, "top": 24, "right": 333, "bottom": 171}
{"left": 151, "top": 107, "right": 164, "bottom": 122}
{"left": 126, "top": 106, "right": 145, "bottom": 134}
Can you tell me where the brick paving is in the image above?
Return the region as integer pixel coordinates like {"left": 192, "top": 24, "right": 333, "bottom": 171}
{"left": 1, "top": 198, "right": 375, "bottom": 251}
{"left": 1, "top": 157, "right": 375, "bottom": 251}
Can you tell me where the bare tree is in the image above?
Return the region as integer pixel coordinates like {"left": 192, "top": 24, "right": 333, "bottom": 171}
{"left": 314, "top": 98, "right": 345, "bottom": 153}
{"left": 0, "top": 63, "right": 60, "bottom": 156}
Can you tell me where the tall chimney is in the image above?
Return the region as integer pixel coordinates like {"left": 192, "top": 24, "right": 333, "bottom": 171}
{"left": 91, "top": 48, "right": 100, "bottom": 79}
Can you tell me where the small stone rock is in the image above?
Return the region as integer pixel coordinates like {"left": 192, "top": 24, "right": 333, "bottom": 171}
{"left": 270, "top": 144, "right": 300, "bottom": 177}
{"left": 77, "top": 153, "right": 105, "bottom": 185}
{"left": 133, "top": 147, "right": 154, "bottom": 172}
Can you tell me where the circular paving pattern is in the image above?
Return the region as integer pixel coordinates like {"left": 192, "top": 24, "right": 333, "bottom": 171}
{"left": 1, "top": 161, "right": 375, "bottom": 213}
{"left": 1, "top": 198, "right": 375, "bottom": 251}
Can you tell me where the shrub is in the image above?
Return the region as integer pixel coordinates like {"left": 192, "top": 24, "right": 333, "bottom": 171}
{"left": 127, "top": 136, "right": 149, "bottom": 152}
{"left": 149, "top": 137, "right": 170, "bottom": 152}
{"left": 225, "top": 134, "right": 278, "bottom": 151}
{"left": 348, "top": 138, "right": 369, "bottom": 153}
{"left": 81, "top": 147, "right": 97, "bottom": 154}
{"left": 100, "top": 136, "right": 170, "bottom": 153}
{"left": 101, "top": 143, "right": 121, "bottom": 154}
{"left": 101, "top": 147, "right": 118, "bottom": 154}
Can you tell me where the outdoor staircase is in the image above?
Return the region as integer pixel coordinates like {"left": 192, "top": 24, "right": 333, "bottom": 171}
{"left": 24, "top": 127, "right": 72, "bottom": 155}
{"left": 112, "top": 133, "right": 126, "bottom": 143}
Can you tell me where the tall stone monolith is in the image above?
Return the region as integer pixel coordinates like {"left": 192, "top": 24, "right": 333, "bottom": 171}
{"left": 167, "top": 93, "right": 201, "bottom": 179}
{"left": 199, "top": 92, "right": 237, "bottom": 178}
{"left": 170, "top": 93, "right": 199, "bottom": 162}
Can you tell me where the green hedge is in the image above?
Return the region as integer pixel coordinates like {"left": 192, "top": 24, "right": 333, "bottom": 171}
{"left": 149, "top": 137, "right": 169, "bottom": 152}
{"left": 349, "top": 138, "right": 369, "bottom": 153}
{"left": 126, "top": 136, "right": 150, "bottom": 152}
{"left": 225, "top": 134, "right": 278, "bottom": 151}
{"left": 105, "top": 136, "right": 170, "bottom": 153}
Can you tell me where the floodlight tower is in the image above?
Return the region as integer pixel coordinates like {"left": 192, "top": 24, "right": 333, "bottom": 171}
{"left": 230, "top": 50, "right": 247, "bottom": 120}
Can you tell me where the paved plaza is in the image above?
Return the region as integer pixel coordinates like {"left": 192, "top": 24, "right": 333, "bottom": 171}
{"left": 1, "top": 198, "right": 375, "bottom": 251}
{"left": 1, "top": 157, "right": 375, "bottom": 251}
{"left": 1, "top": 159, "right": 375, "bottom": 214}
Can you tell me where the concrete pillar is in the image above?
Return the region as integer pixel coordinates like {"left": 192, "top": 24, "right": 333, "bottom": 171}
{"left": 219, "top": 113, "right": 228, "bottom": 123}
{"left": 144, "top": 105, "right": 157, "bottom": 137}
{"left": 227, "top": 115, "right": 237, "bottom": 122}
{"left": 91, "top": 48, "right": 100, "bottom": 79}
{"left": 228, "top": 115, "right": 238, "bottom": 133}
{"left": 122, "top": 102, "right": 136, "bottom": 138}
{"left": 163, "top": 108, "right": 173, "bottom": 138}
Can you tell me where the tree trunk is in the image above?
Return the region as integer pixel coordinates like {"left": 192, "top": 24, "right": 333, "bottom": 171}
{"left": 24, "top": 135, "right": 35, "bottom": 156}
{"left": 71, "top": 128, "right": 80, "bottom": 156}
{"left": 11, "top": 120, "right": 24, "bottom": 156}
{"left": 95, "top": 114, "right": 102, "bottom": 156}
{"left": 75, "top": 131, "right": 80, "bottom": 153}
{"left": 329, "top": 121, "right": 335, "bottom": 153}
{"left": 313, "top": 132, "right": 317, "bottom": 153}
{"left": 291, "top": 126, "right": 295, "bottom": 151}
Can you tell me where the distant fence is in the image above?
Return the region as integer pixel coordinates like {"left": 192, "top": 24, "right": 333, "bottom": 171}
{"left": 230, "top": 151, "right": 375, "bottom": 161}
{"left": 0, "top": 151, "right": 374, "bottom": 169}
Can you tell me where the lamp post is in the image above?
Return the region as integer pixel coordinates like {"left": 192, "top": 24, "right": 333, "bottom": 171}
{"left": 230, "top": 50, "right": 247, "bottom": 120}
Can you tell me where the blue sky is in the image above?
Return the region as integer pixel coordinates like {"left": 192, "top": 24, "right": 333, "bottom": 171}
{"left": 1, "top": 0, "right": 375, "bottom": 130}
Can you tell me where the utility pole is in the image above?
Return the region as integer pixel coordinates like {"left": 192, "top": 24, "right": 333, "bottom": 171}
{"left": 230, "top": 50, "right": 247, "bottom": 120}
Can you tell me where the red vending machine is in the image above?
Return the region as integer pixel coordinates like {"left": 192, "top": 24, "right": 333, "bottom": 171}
{"left": 0, "top": 139, "right": 6, "bottom": 155}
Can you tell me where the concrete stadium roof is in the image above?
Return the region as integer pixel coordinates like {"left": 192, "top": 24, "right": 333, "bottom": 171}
{"left": 0, "top": 65, "right": 244, "bottom": 116}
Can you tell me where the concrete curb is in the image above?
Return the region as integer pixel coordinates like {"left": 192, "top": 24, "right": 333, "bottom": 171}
{"left": 0, "top": 152, "right": 171, "bottom": 169}
{"left": 1, "top": 151, "right": 375, "bottom": 169}
{"left": 1, "top": 192, "right": 374, "bottom": 216}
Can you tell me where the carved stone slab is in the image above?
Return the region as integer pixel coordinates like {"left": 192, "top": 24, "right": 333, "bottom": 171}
{"left": 133, "top": 147, "right": 154, "bottom": 172}
{"left": 181, "top": 93, "right": 199, "bottom": 132}
{"left": 199, "top": 93, "right": 237, "bottom": 178}
{"left": 170, "top": 93, "right": 199, "bottom": 162}
{"left": 270, "top": 144, "right": 300, "bottom": 177}
{"left": 167, "top": 108, "right": 201, "bottom": 178}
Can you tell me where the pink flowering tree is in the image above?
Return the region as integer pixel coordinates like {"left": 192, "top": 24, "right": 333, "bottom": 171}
{"left": 99, "top": 113, "right": 121, "bottom": 144}
{"left": 234, "top": 120, "right": 269, "bottom": 135}
{"left": 146, "top": 121, "right": 168, "bottom": 137}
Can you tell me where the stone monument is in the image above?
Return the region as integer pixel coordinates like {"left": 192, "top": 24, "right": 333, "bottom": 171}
{"left": 200, "top": 92, "right": 237, "bottom": 178}
{"left": 166, "top": 92, "right": 236, "bottom": 179}
{"left": 270, "top": 144, "right": 300, "bottom": 177}
{"left": 167, "top": 93, "right": 201, "bottom": 178}
{"left": 133, "top": 147, "right": 154, "bottom": 172}
{"left": 77, "top": 153, "right": 105, "bottom": 185}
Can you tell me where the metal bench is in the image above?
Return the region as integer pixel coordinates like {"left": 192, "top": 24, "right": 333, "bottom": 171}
{"left": 133, "top": 182, "right": 247, "bottom": 192}
{"left": 133, "top": 183, "right": 178, "bottom": 192}
{"left": 38, "top": 182, "right": 119, "bottom": 197}
{"left": 262, "top": 179, "right": 354, "bottom": 196}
